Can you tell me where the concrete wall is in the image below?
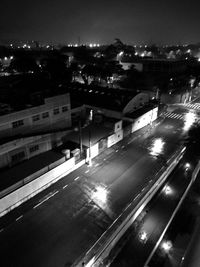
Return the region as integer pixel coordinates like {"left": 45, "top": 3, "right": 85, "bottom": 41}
{"left": 0, "top": 130, "right": 72, "bottom": 169}
{"left": 107, "top": 129, "right": 123, "bottom": 148}
{"left": 131, "top": 107, "right": 158, "bottom": 133}
{"left": 0, "top": 157, "right": 75, "bottom": 217}
{"left": 114, "top": 120, "right": 122, "bottom": 132}
{"left": 86, "top": 143, "right": 99, "bottom": 161}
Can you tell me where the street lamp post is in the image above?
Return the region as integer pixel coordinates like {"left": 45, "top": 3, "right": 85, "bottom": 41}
{"left": 79, "top": 118, "right": 83, "bottom": 155}
{"left": 87, "top": 109, "right": 93, "bottom": 166}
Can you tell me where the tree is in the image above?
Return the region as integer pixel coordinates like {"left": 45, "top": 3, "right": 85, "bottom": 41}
{"left": 9, "top": 57, "right": 40, "bottom": 73}
{"left": 41, "top": 56, "right": 72, "bottom": 83}
{"left": 184, "top": 123, "right": 200, "bottom": 155}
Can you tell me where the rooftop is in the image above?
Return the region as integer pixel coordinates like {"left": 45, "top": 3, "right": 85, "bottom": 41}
{"left": 68, "top": 84, "right": 139, "bottom": 111}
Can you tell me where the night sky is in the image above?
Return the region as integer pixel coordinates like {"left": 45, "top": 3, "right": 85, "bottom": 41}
{"left": 1, "top": 0, "right": 200, "bottom": 45}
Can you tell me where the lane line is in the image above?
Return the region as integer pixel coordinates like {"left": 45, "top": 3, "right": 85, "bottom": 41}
{"left": 33, "top": 190, "right": 59, "bottom": 209}
{"left": 116, "top": 150, "right": 118, "bottom": 152}
{"left": 134, "top": 194, "right": 140, "bottom": 200}
{"left": 51, "top": 190, "right": 59, "bottom": 197}
{"left": 75, "top": 176, "right": 80, "bottom": 181}
{"left": 85, "top": 170, "right": 89, "bottom": 174}
{"left": 33, "top": 202, "right": 43, "bottom": 209}
{"left": 63, "top": 184, "right": 68, "bottom": 189}
{"left": 16, "top": 215, "right": 23, "bottom": 221}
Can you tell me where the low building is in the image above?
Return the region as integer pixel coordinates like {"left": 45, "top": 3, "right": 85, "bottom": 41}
{"left": 121, "top": 58, "right": 187, "bottom": 74}
{"left": 0, "top": 93, "right": 71, "bottom": 140}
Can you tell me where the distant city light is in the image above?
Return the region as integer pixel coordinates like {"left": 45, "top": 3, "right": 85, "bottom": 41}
{"left": 88, "top": 43, "right": 100, "bottom": 48}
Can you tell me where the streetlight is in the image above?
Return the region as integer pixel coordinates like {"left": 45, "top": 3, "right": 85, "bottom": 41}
{"left": 87, "top": 109, "right": 93, "bottom": 166}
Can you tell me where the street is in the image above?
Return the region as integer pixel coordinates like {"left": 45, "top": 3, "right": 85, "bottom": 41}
{"left": 0, "top": 98, "right": 199, "bottom": 267}
{"left": 110, "top": 150, "right": 197, "bottom": 267}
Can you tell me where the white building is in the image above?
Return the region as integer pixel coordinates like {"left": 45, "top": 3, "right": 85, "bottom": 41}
{"left": 0, "top": 93, "right": 71, "bottom": 139}
{"left": 0, "top": 93, "right": 72, "bottom": 168}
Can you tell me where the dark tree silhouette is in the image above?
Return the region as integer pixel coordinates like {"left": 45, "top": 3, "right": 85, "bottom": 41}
{"left": 9, "top": 57, "right": 40, "bottom": 73}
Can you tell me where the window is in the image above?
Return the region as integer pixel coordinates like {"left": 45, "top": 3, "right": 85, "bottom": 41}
{"left": 42, "top": 112, "right": 49, "bottom": 118}
{"left": 32, "top": 114, "right": 40, "bottom": 122}
{"left": 12, "top": 120, "right": 24, "bottom": 128}
{"left": 62, "top": 106, "right": 68, "bottom": 112}
{"left": 53, "top": 108, "right": 59, "bottom": 115}
{"left": 29, "top": 145, "right": 39, "bottom": 153}
{"left": 11, "top": 151, "right": 25, "bottom": 162}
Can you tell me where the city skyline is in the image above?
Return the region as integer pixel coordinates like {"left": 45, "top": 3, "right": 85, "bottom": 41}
{"left": 1, "top": 0, "right": 200, "bottom": 45}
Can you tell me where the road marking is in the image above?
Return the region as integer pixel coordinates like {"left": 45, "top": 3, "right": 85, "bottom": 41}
{"left": 122, "top": 145, "right": 125, "bottom": 148}
{"left": 34, "top": 202, "right": 43, "bottom": 209}
{"left": 33, "top": 190, "right": 59, "bottom": 209}
{"left": 16, "top": 215, "right": 23, "bottom": 221}
{"left": 63, "top": 184, "right": 68, "bottom": 189}
{"left": 116, "top": 149, "right": 118, "bottom": 152}
{"left": 149, "top": 179, "right": 152, "bottom": 183}
{"left": 142, "top": 187, "right": 145, "bottom": 192}
{"left": 52, "top": 190, "right": 59, "bottom": 197}
{"left": 103, "top": 158, "right": 106, "bottom": 161}
{"left": 134, "top": 194, "right": 140, "bottom": 200}
{"left": 0, "top": 228, "right": 4, "bottom": 233}
{"left": 95, "top": 163, "right": 99, "bottom": 167}
{"left": 85, "top": 170, "right": 89, "bottom": 174}
{"left": 125, "top": 203, "right": 131, "bottom": 210}
{"left": 75, "top": 176, "right": 80, "bottom": 181}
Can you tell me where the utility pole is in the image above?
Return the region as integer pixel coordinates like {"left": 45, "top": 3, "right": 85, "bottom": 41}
{"left": 87, "top": 109, "right": 93, "bottom": 166}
